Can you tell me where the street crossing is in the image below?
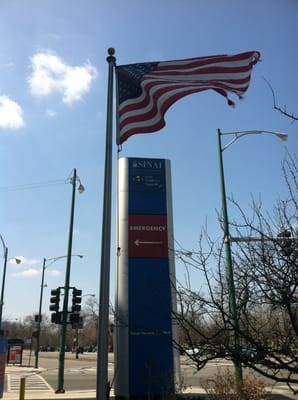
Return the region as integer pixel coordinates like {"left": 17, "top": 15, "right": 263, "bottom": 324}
{"left": 7, "top": 371, "right": 53, "bottom": 393}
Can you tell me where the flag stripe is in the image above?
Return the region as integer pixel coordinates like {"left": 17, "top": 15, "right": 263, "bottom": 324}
{"left": 120, "top": 87, "right": 202, "bottom": 141}
{"left": 119, "top": 77, "right": 250, "bottom": 121}
{"left": 119, "top": 75, "right": 250, "bottom": 125}
{"left": 116, "top": 51, "right": 260, "bottom": 144}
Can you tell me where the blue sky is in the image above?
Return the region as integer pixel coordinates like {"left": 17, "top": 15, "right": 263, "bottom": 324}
{"left": 0, "top": 0, "right": 297, "bottom": 320}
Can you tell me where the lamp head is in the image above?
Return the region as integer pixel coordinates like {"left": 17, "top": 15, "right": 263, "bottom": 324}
{"left": 275, "top": 132, "right": 288, "bottom": 141}
{"left": 78, "top": 183, "right": 85, "bottom": 194}
{"left": 14, "top": 258, "right": 21, "bottom": 265}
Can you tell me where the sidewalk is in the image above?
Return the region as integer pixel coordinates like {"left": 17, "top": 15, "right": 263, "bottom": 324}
{"left": 3, "top": 365, "right": 297, "bottom": 400}
{"left": 3, "top": 388, "right": 298, "bottom": 400}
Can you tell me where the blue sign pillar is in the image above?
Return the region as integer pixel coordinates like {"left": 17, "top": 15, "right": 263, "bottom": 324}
{"left": 0, "top": 338, "right": 8, "bottom": 398}
{"left": 115, "top": 157, "right": 179, "bottom": 399}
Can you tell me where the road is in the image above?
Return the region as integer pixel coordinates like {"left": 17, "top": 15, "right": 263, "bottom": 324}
{"left": 19, "top": 350, "right": 297, "bottom": 394}
{"left": 22, "top": 350, "right": 104, "bottom": 392}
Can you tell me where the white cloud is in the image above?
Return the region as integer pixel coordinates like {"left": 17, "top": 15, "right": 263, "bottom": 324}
{"left": 28, "top": 52, "right": 97, "bottom": 104}
{"left": 0, "top": 96, "right": 25, "bottom": 129}
{"left": 12, "top": 268, "right": 40, "bottom": 277}
{"left": 11, "top": 264, "right": 61, "bottom": 278}
{"left": 46, "top": 109, "right": 57, "bottom": 117}
{"left": 47, "top": 269, "right": 61, "bottom": 277}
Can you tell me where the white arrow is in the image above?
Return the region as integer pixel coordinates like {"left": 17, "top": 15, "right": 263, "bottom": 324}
{"left": 134, "top": 239, "right": 163, "bottom": 246}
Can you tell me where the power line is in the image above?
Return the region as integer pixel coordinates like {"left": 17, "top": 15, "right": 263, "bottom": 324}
{"left": 0, "top": 179, "right": 66, "bottom": 192}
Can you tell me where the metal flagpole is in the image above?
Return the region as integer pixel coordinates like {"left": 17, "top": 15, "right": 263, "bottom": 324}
{"left": 96, "top": 48, "right": 116, "bottom": 400}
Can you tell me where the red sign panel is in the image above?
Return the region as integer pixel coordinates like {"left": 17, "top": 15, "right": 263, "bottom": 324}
{"left": 8, "top": 345, "right": 22, "bottom": 364}
{"left": 128, "top": 214, "right": 168, "bottom": 259}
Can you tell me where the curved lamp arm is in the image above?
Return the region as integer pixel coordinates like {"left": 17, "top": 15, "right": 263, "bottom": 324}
{"left": 220, "top": 129, "right": 288, "bottom": 151}
{"left": 0, "top": 234, "right": 6, "bottom": 255}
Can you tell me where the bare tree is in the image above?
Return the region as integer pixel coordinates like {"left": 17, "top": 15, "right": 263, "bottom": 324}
{"left": 174, "top": 152, "right": 298, "bottom": 392}
{"left": 263, "top": 77, "right": 298, "bottom": 121}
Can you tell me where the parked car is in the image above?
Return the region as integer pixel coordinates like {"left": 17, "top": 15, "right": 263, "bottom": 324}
{"left": 84, "top": 346, "right": 94, "bottom": 352}
{"left": 241, "top": 345, "right": 266, "bottom": 361}
{"left": 185, "top": 347, "right": 203, "bottom": 356}
{"left": 40, "top": 345, "right": 55, "bottom": 352}
{"left": 208, "top": 346, "right": 227, "bottom": 358}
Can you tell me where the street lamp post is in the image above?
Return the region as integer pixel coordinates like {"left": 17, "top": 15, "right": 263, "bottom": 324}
{"left": 217, "top": 128, "right": 287, "bottom": 389}
{"left": 34, "top": 254, "right": 83, "bottom": 369}
{"left": 56, "top": 168, "right": 84, "bottom": 393}
{"left": 0, "top": 234, "right": 21, "bottom": 333}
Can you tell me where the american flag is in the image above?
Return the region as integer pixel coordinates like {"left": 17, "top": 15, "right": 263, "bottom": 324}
{"left": 116, "top": 51, "right": 260, "bottom": 144}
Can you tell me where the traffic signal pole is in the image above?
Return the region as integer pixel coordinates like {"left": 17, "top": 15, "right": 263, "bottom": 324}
{"left": 35, "top": 258, "right": 46, "bottom": 369}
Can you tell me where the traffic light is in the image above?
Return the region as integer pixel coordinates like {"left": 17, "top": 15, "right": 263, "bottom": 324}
{"left": 50, "top": 288, "right": 61, "bottom": 324}
{"left": 35, "top": 314, "right": 42, "bottom": 323}
{"left": 51, "top": 311, "right": 62, "bottom": 324}
{"left": 71, "top": 315, "right": 83, "bottom": 330}
{"left": 69, "top": 313, "right": 80, "bottom": 324}
{"left": 72, "top": 288, "right": 82, "bottom": 312}
{"left": 49, "top": 288, "right": 61, "bottom": 312}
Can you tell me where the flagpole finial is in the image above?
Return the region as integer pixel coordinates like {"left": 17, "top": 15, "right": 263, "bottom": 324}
{"left": 107, "top": 48, "right": 116, "bottom": 64}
